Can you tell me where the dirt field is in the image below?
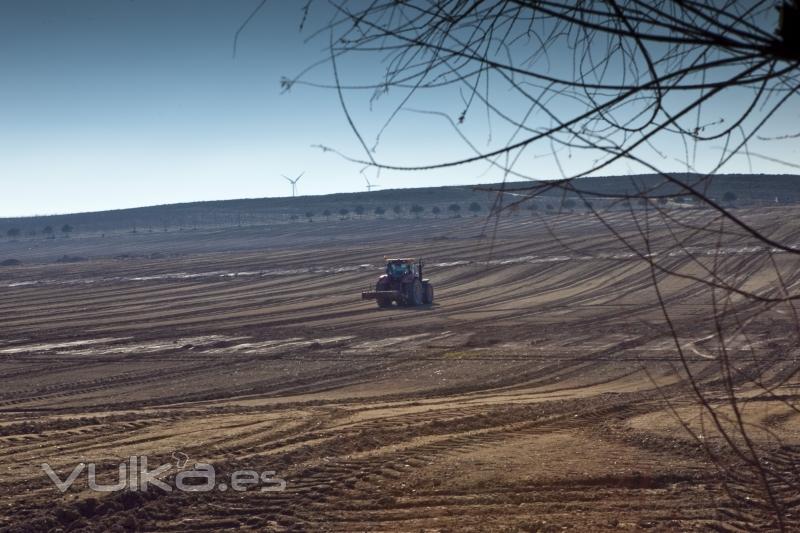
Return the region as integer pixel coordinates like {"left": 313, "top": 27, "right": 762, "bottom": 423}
{"left": 1, "top": 208, "right": 800, "bottom": 532}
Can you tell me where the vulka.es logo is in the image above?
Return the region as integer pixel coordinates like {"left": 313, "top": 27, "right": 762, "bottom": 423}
{"left": 41, "top": 454, "right": 286, "bottom": 493}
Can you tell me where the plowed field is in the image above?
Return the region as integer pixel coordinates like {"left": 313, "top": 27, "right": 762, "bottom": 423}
{"left": 2, "top": 208, "right": 799, "bottom": 531}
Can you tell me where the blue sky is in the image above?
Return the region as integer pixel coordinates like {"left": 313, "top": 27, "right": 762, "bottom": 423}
{"left": 0, "top": 1, "right": 363, "bottom": 216}
{"left": 0, "top": 1, "right": 797, "bottom": 217}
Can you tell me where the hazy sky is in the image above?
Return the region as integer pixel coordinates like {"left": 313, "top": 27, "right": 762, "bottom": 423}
{"left": 1, "top": 1, "right": 797, "bottom": 217}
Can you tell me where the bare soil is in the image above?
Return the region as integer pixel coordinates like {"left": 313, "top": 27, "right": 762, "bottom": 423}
{"left": 1, "top": 209, "right": 799, "bottom": 531}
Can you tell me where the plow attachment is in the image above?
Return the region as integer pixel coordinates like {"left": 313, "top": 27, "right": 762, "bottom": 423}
{"left": 361, "top": 290, "right": 401, "bottom": 300}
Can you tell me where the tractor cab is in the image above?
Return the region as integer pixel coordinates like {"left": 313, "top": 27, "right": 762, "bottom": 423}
{"left": 386, "top": 259, "right": 418, "bottom": 280}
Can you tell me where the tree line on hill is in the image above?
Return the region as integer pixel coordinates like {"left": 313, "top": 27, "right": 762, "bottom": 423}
{"left": 298, "top": 202, "right": 482, "bottom": 222}
{"left": 0, "top": 173, "right": 780, "bottom": 240}
{"left": 0, "top": 190, "right": 748, "bottom": 240}
{"left": 4, "top": 224, "right": 73, "bottom": 240}
{"left": 1, "top": 203, "right": 490, "bottom": 239}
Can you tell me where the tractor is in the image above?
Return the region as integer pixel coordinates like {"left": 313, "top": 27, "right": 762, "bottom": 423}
{"left": 361, "top": 258, "right": 434, "bottom": 308}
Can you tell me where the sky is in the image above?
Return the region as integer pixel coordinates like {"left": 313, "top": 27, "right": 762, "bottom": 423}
{"left": 0, "top": 1, "right": 797, "bottom": 217}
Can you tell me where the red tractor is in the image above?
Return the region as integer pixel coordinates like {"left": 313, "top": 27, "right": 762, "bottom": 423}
{"left": 361, "top": 258, "right": 434, "bottom": 308}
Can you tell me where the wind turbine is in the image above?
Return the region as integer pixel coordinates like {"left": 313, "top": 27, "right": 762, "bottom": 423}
{"left": 282, "top": 172, "right": 304, "bottom": 197}
{"left": 365, "top": 176, "right": 380, "bottom": 192}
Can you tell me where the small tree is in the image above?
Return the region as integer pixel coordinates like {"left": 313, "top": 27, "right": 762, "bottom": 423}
{"left": 323, "top": 209, "right": 332, "bottom": 221}
{"left": 526, "top": 203, "right": 539, "bottom": 216}
{"left": 43, "top": 225, "right": 54, "bottom": 239}
{"left": 6, "top": 228, "right": 21, "bottom": 240}
{"left": 374, "top": 206, "right": 386, "bottom": 218}
{"left": 468, "top": 202, "right": 482, "bottom": 216}
{"left": 289, "top": 214, "right": 299, "bottom": 222}
{"left": 447, "top": 203, "right": 461, "bottom": 217}
{"left": 305, "top": 211, "right": 315, "bottom": 222}
{"left": 61, "top": 224, "right": 73, "bottom": 237}
{"left": 432, "top": 206, "right": 441, "bottom": 218}
{"left": 409, "top": 204, "right": 424, "bottom": 218}
{"left": 354, "top": 205, "right": 365, "bottom": 218}
{"left": 562, "top": 199, "right": 577, "bottom": 212}
{"left": 392, "top": 205, "right": 404, "bottom": 218}
{"left": 723, "top": 191, "right": 738, "bottom": 206}
{"left": 338, "top": 208, "right": 349, "bottom": 220}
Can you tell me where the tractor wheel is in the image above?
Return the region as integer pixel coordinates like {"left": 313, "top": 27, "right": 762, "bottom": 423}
{"left": 423, "top": 283, "right": 434, "bottom": 305}
{"left": 375, "top": 281, "right": 391, "bottom": 308}
{"left": 410, "top": 279, "right": 424, "bottom": 306}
